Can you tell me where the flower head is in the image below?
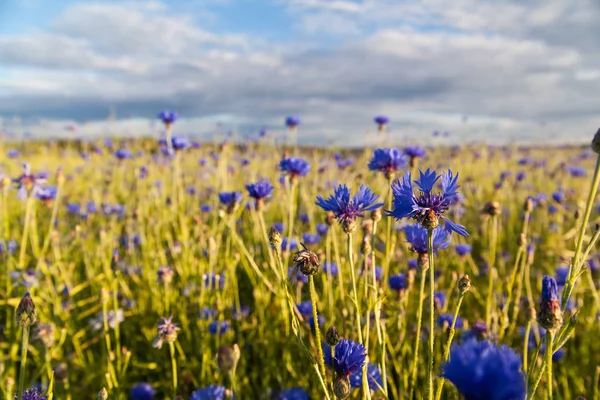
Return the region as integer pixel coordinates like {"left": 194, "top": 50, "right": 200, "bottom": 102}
{"left": 279, "top": 387, "right": 309, "bottom": 400}
{"left": 388, "top": 169, "right": 468, "bottom": 236}
{"left": 374, "top": 115, "right": 389, "bottom": 127}
{"left": 404, "top": 224, "right": 451, "bottom": 254}
{"left": 350, "top": 363, "right": 383, "bottom": 390}
{"left": 404, "top": 146, "right": 426, "bottom": 159}
{"left": 323, "top": 339, "right": 367, "bottom": 377}
{"left": 191, "top": 385, "right": 231, "bottom": 400}
{"left": 388, "top": 273, "right": 406, "bottom": 292}
{"left": 209, "top": 320, "right": 231, "bottom": 335}
{"left": 34, "top": 186, "right": 57, "bottom": 202}
{"left": 368, "top": 148, "right": 407, "bottom": 178}
{"left": 455, "top": 244, "right": 472, "bottom": 257}
{"left": 538, "top": 276, "right": 563, "bottom": 330}
{"left": 20, "top": 387, "right": 48, "bottom": 400}
{"left": 323, "top": 262, "right": 338, "bottom": 276}
{"left": 218, "top": 191, "right": 242, "bottom": 206}
{"left": 152, "top": 316, "right": 180, "bottom": 349}
{"left": 114, "top": 148, "right": 132, "bottom": 160}
{"left": 441, "top": 339, "right": 526, "bottom": 400}
{"left": 285, "top": 116, "right": 301, "bottom": 128}
{"left": 130, "top": 383, "right": 155, "bottom": 400}
{"left": 280, "top": 157, "right": 310, "bottom": 178}
{"left": 316, "top": 184, "right": 383, "bottom": 232}
{"left": 157, "top": 110, "right": 178, "bottom": 125}
{"left": 246, "top": 181, "right": 274, "bottom": 201}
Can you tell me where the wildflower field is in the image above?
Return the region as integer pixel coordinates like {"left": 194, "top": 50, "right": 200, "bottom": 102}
{"left": 2, "top": 116, "right": 600, "bottom": 400}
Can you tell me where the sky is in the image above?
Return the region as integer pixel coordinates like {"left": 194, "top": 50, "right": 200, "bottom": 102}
{"left": 0, "top": 0, "right": 599, "bottom": 146}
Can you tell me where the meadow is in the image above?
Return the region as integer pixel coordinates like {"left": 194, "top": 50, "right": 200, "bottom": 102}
{"left": 1, "top": 117, "right": 599, "bottom": 400}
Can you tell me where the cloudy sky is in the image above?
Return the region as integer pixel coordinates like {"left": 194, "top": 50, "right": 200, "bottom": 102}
{"left": 0, "top": 0, "right": 599, "bottom": 145}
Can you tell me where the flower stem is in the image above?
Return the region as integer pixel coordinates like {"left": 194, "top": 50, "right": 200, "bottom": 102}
{"left": 169, "top": 341, "right": 178, "bottom": 395}
{"left": 409, "top": 263, "right": 427, "bottom": 398}
{"left": 545, "top": 330, "right": 554, "bottom": 400}
{"left": 427, "top": 229, "right": 435, "bottom": 400}
{"left": 347, "top": 233, "right": 363, "bottom": 344}
{"left": 17, "top": 325, "right": 30, "bottom": 399}
{"left": 435, "top": 293, "right": 465, "bottom": 400}
{"left": 308, "top": 275, "right": 326, "bottom": 378}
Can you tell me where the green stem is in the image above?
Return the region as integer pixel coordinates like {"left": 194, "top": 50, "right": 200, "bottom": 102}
{"left": 545, "top": 330, "right": 554, "bottom": 400}
{"left": 18, "top": 325, "right": 30, "bottom": 399}
{"left": 169, "top": 341, "right": 178, "bottom": 395}
{"left": 427, "top": 229, "right": 435, "bottom": 400}
{"left": 308, "top": 275, "right": 326, "bottom": 378}
{"left": 347, "top": 233, "right": 363, "bottom": 344}
{"left": 409, "top": 266, "right": 427, "bottom": 399}
{"left": 435, "top": 293, "right": 465, "bottom": 400}
{"left": 19, "top": 195, "right": 35, "bottom": 269}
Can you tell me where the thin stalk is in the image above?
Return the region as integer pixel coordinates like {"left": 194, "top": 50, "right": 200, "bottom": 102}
{"left": 427, "top": 229, "right": 435, "bottom": 400}
{"left": 19, "top": 194, "right": 35, "bottom": 269}
{"left": 435, "top": 292, "right": 465, "bottom": 400}
{"left": 169, "top": 341, "right": 178, "bottom": 395}
{"left": 348, "top": 233, "right": 363, "bottom": 343}
{"left": 17, "top": 325, "right": 30, "bottom": 399}
{"left": 308, "top": 275, "right": 326, "bottom": 378}
{"left": 409, "top": 265, "right": 427, "bottom": 398}
{"left": 545, "top": 330, "right": 554, "bottom": 400}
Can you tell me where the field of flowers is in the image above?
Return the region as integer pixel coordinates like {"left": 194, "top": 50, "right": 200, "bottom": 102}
{"left": 1, "top": 114, "right": 600, "bottom": 400}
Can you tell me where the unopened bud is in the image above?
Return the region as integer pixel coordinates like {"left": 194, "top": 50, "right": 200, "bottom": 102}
{"left": 362, "top": 220, "right": 373, "bottom": 236}
{"left": 524, "top": 197, "right": 534, "bottom": 213}
{"left": 371, "top": 208, "right": 382, "bottom": 222}
{"left": 16, "top": 292, "right": 37, "bottom": 328}
{"left": 325, "top": 211, "right": 336, "bottom": 226}
{"left": 342, "top": 219, "right": 356, "bottom": 234}
{"left": 482, "top": 201, "right": 501, "bottom": 217}
{"left": 269, "top": 226, "right": 282, "bottom": 247}
{"left": 591, "top": 127, "right": 600, "bottom": 154}
{"left": 326, "top": 326, "right": 341, "bottom": 346}
{"left": 360, "top": 236, "right": 372, "bottom": 255}
{"left": 333, "top": 374, "right": 352, "bottom": 399}
{"left": 217, "top": 344, "right": 241, "bottom": 374}
{"left": 98, "top": 387, "right": 108, "bottom": 400}
{"left": 417, "top": 252, "right": 429, "bottom": 271}
{"left": 458, "top": 275, "right": 471, "bottom": 294}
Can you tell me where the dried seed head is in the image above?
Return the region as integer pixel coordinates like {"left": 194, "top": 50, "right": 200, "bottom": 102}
{"left": 362, "top": 220, "right": 373, "bottom": 236}
{"left": 371, "top": 208, "right": 382, "bottom": 222}
{"left": 360, "top": 236, "right": 372, "bottom": 255}
{"left": 333, "top": 374, "right": 352, "bottom": 399}
{"left": 482, "top": 201, "right": 501, "bottom": 217}
{"left": 417, "top": 252, "right": 429, "bottom": 271}
{"left": 98, "top": 387, "right": 108, "bottom": 400}
{"left": 293, "top": 247, "right": 320, "bottom": 276}
{"left": 458, "top": 274, "right": 471, "bottom": 294}
{"left": 342, "top": 219, "right": 357, "bottom": 234}
{"left": 269, "top": 226, "right": 282, "bottom": 247}
{"left": 217, "top": 344, "right": 241, "bottom": 374}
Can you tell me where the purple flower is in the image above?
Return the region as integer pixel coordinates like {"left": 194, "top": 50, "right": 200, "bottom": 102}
{"left": 555, "top": 266, "right": 569, "bottom": 289}
{"left": 171, "top": 136, "right": 190, "bottom": 150}
{"left": 200, "top": 204, "right": 212, "bottom": 213}
{"left": 541, "top": 275, "right": 560, "bottom": 303}
{"left": 441, "top": 339, "right": 525, "bottom": 400}
{"left": 218, "top": 192, "right": 242, "bottom": 206}
{"left": 350, "top": 363, "right": 383, "bottom": 390}
{"left": 404, "top": 146, "right": 426, "bottom": 159}
{"left": 296, "top": 301, "right": 312, "bottom": 317}
{"left": 404, "top": 224, "right": 451, "bottom": 254}
{"left": 280, "top": 157, "right": 310, "bottom": 178}
{"left": 279, "top": 387, "right": 309, "bottom": 400}
{"left": 323, "top": 262, "right": 338, "bottom": 276}
{"left": 316, "top": 184, "right": 383, "bottom": 225}
{"left": 273, "top": 222, "right": 285, "bottom": 233}
{"left": 455, "top": 244, "right": 472, "bottom": 257}
{"left": 114, "top": 148, "right": 132, "bottom": 160}
{"left": 208, "top": 320, "right": 231, "bottom": 335}
{"left": 302, "top": 232, "right": 320, "bottom": 246}
{"left": 388, "top": 273, "right": 406, "bottom": 292}
{"left": 7, "top": 149, "right": 20, "bottom": 158}
{"left": 323, "top": 339, "right": 367, "bottom": 376}
{"left": 191, "top": 385, "right": 230, "bottom": 400}
{"left": 316, "top": 223, "right": 329, "bottom": 236}
{"left": 285, "top": 116, "right": 301, "bottom": 128}
{"left": 34, "top": 186, "right": 57, "bottom": 202}
{"left": 282, "top": 237, "right": 298, "bottom": 251}
{"left": 388, "top": 169, "right": 468, "bottom": 236}
{"left": 20, "top": 387, "right": 47, "bottom": 400}
{"left": 438, "top": 314, "right": 464, "bottom": 329}
{"left": 435, "top": 291, "right": 446, "bottom": 309}
{"left": 246, "top": 181, "right": 274, "bottom": 201}
{"left": 130, "top": 382, "right": 155, "bottom": 400}
{"left": 157, "top": 110, "right": 178, "bottom": 125}
{"left": 374, "top": 115, "right": 389, "bottom": 126}
{"left": 368, "top": 148, "right": 407, "bottom": 178}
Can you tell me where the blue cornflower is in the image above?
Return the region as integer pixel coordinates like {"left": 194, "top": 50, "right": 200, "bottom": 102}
{"left": 315, "top": 184, "right": 383, "bottom": 231}
{"left": 455, "top": 244, "right": 472, "bottom": 257}
{"left": 191, "top": 384, "right": 231, "bottom": 400}
{"left": 302, "top": 232, "right": 321, "bottom": 246}
{"left": 388, "top": 169, "right": 468, "bottom": 236}
{"left": 438, "top": 314, "right": 464, "bottom": 329}
{"left": 157, "top": 110, "right": 178, "bottom": 125}
{"left": 567, "top": 166, "right": 586, "bottom": 177}
{"left": 298, "top": 213, "right": 310, "bottom": 224}
{"left": 204, "top": 273, "right": 225, "bottom": 289}
{"left": 200, "top": 204, "right": 212, "bottom": 213}
{"left": 208, "top": 320, "right": 231, "bottom": 335}
{"left": 130, "top": 382, "right": 156, "bottom": 400}
{"left": 246, "top": 181, "right": 274, "bottom": 201}
{"left": 441, "top": 339, "right": 526, "bottom": 400}
{"left": 404, "top": 224, "right": 451, "bottom": 254}
{"left": 34, "top": 186, "right": 57, "bottom": 202}
{"left": 232, "top": 304, "right": 250, "bottom": 320}
{"left": 199, "top": 307, "right": 217, "bottom": 320}
{"left": 374, "top": 115, "right": 389, "bottom": 129}
{"left": 66, "top": 203, "right": 81, "bottom": 214}
{"left": 408, "top": 258, "right": 418, "bottom": 270}
{"left": 296, "top": 301, "right": 312, "bottom": 317}
{"left": 171, "top": 136, "right": 190, "bottom": 150}
{"left": 388, "top": 273, "right": 406, "bottom": 292}
{"left": 350, "top": 363, "right": 383, "bottom": 390}
{"left": 20, "top": 387, "right": 47, "bottom": 400}
{"left": 279, "top": 387, "right": 309, "bottom": 400}
{"left": 435, "top": 292, "right": 446, "bottom": 309}
{"left": 308, "top": 315, "right": 325, "bottom": 331}
{"left": 280, "top": 157, "right": 310, "bottom": 179}
{"left": 368, "top": 148, "right": 407, "bottom": 178}
{"left": 323, "top": 262, "right": 339, "bottom": 276}
{"left": 7, "top": 149, "right": 20, "bottom": 158}
{"left": 552, "top": 191, "right": 565, "bottom": 204}
{"left": 316, "top": 223, "right": 329, "bottom": 236}
{"left": 114, "top": 148, "right": 132, "bottom": 160}
{"left": 282, "top": 237, "right": 298, "bottom": 251}
{"left": 324, "top": 339, "right": 367, "bottom": 377}
{"left": 404, "top": 145, "right": 426, "bottom": 159}
{"left": 218, "top": 192, "right": 242, "bottom": 206}
{"left": 285, "top": 116, "right": 301, "bottom": 128}
{"left": 542, "top": 275, "right": 560, "bottom": 303}
{"left": 555, "top": 266, "right": 569, "bottom": 289}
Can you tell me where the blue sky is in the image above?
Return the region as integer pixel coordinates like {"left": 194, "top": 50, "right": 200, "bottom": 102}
{"left": 1, "top": 0, "right": 600, "bottom": 145}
